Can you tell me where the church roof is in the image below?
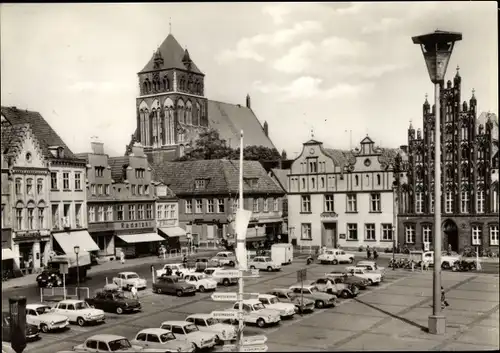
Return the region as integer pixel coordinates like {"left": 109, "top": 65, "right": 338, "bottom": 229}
{"left": 323, "top": 148, "right": 355, "bottom": 168}
{"left": 360, "top": 136, "right": 374, "bottom": 144}
{"left": 207, "top": 100, "right": 276, "bottom": 150}
{"left": 140, "top": 34, "right": 203, "bottom": 75}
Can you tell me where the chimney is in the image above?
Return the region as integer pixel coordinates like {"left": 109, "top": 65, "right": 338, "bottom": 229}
{"left": 131, "top": 142, "right": 145, "bottom": 157}
{"left": 91, "top": 141, "right": 104, "bottom": 154}
{"left": 400, "top": 145, "right": 408, "bottom": 154}
{"left": 246, "top": 94, "right": 251, "bottom": 109}
{"left": 263, "top": 121, "right": 268, "bottom": 137}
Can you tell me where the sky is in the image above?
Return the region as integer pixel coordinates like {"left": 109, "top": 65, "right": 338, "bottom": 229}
{"left": 1, "top": 2, "right": 498, "bottom": 158}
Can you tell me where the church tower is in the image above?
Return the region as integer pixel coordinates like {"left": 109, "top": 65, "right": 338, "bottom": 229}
{"left": 135, "top": 33, "right": 209, "bottom": 161}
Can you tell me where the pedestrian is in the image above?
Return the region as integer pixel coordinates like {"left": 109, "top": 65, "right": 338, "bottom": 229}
{"left": 366, "top": 246, "right": 371, "bottom": 260}
{"left": 120, "top": 250, "right": 125, "bottom": 265}
{"left": 130, "top": 285, "right": 138, "bottom": 300}
{"left": 441, "top": 286, "right": 449, "bottom": 309}
{"left": 447, "top": 244, "right": 452, "bottom": 256}
{"left": 373, "top": 249, "right": 378, "bottom": 260}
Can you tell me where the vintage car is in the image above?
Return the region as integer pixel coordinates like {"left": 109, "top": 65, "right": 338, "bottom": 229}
{"left": 36, "top": 269, "right": 63, "bottom": 288}
{"left": 160, "top": 321, "right": 217, "bottom": 351}
{"left": 194, "top": 258, "right": 221, "bottom": 272}
{"left": 85, "top": 289, "right": 141, "bottom": 314}
{"left": 288, "top": 284, "right": 337, "bottom": 308}
{"left": 347, "top": 261, "right": 386, "bottom": 274}
{"left": 26, "top": 303, "right": 69, "bottom": 332}
{"left": 421, "top": 251, "right": 462, "bottom": 269}
{"left": 210, "top": 252, "right": 236, "bottom": 267}
{"left": 72, "top": 334, "right": 167, "bottom": 352}
{"left": 225, "top": 299, "right": 281, "bottom": 328}
{"left": 257, "top": 294, "right": 296, "bottom": 318}
{"left": 325, "top": 271, "right": 370, "bottom": 290}
{"left": 152, "top": 275, "right": 197, "bottom": 297}
{"left": 248, "top": 256, "right": 281, "bottom": 272}
{"left": 266, "top": 288, "right": 315, "bottom": 313}
{"left": 308, "top": 278, "right": 358, "bottom": 298}
{"left": 317, "top": 249, "right": 355, "bottom": 265}
{"left": 186, "top": 313, "right": 237, "bottom": 343}
{"left": 2, "top": 312, "right": 40, "bottom": 342}
{"left": 51, "top": 299, "right": 105, "bottom": 326}
{"left": 344, "top": 267, "right": 383, "bottom": 285}
{"left": 112, "top": 272, "right": 147, "bottom": 291}
{"left": 130, "top": 328, "right": 196, "bottom": 352}
{"left": 156, "top": 263, "right": 195, "bottom": 278}
{"left": 182, "top": 273, "right": 218, "bottom": 292}
{"left": 203, "top": 267, "right": 238, "bottom": 287}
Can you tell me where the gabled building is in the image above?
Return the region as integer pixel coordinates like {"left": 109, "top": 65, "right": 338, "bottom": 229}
{"left": 288, "top": 137, "right": 404, "bottom": 250}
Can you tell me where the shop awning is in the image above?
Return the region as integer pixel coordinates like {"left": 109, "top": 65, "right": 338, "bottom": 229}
{"left": 118, "top": 233, "right": 165, "bottom": 244}
{"left": 1, "top": 248, "right": 17, "bottom": 260}
{"left": 53, "top": 230, "right": 100, "bottom": 254}
{"left": 158, "top": 227, "right": 187, "bottom": 238}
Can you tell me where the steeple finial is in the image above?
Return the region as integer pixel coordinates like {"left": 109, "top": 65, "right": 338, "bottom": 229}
{"left": 169, "top": 17, "right": 172, "bottom": 34}
{"left": 425, "top": 93, "right": 428, "bottom": 100}
{"left": 472, "top": 88, "right": 475, "bottom": 97}
{"left": 456, "top": 65, "right": 460, "bottom": 73}
{"left": 311, "top": 128, "right": 314, "bottom": 139}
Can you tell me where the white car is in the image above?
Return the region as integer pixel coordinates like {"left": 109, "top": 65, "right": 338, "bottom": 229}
{"left": 318, "top": 249, "right": 355, "bottom": 265}
{"left": 225, "top": 299, "right": 281, "bottom": 328}
{"left": 183, "top": 273, "right": 218, "bottom": 292}
{"left": 210, "top": 252, "right": 236, "bottom": 267}
{"left": 156, "top": 263, "right": 195, "bottom": 278}
{"left": 52, "top": 300, "right": 105, "bottom": 327}
{"left": 355, "top": 261, "right": 386, "bottom": 274}
{"left": 113, "top": 272, "right": 147, "bottom": 290}
{"left": 203, "top": 267, "right": 238, "bottom": 287}
{"left": 160, "top": 321, "right": 217, "bottom": 351}
{"left": 130, "top": 328, "right": 196, "bottom": 352}
{"left": 186, "top": 313, "right": 237, "bottom": 343}
{"left": 248, "top": 256, "right": 281, "bottom": 272}
{"left": 72, "top": 334, "right": 166, "bottom": 352}
{"left": 26, "top": 303, "right": 69, "bottom": 333}
{"left": 421, "top": 251, "right": 462, "bottom": 269}
{"left": 345, "top": 267, "right": 382, "bottom": 285}
{"left": 257, "top": 294, "right": 296, "bottom": 319}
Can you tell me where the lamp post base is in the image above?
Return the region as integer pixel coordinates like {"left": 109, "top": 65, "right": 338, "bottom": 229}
{"left": 428, "top": 315, "right": 446, "bottom": 335}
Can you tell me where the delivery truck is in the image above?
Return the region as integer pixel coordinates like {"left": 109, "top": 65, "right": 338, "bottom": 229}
{"left": 271, "top": 243, "right": 293, "bottom": 265}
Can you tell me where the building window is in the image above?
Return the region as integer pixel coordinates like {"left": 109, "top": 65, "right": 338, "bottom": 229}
{"left": 129, "top": 205, "right": 136, "bottom": 220}
{"left": 163, "top": 204, "right": 170, "bottom": 219}
{"left": 38, "top": 208, "right": 44, "bottom": 229}
{"left": 324, "top": 194, "right": 334, "bottom": 212}
{"left": 144, "top": 185, "right": 149, "bottom": 195}
{"left": 232, "top": 199, "right": 239, "bottom": 213}
{"left": 95, "top": 167, "right": 104, "bottom": 177}
{"left": 106, "top": 206, "right": 113, "bottom": 222}
{"left": 460, "top": 191, "right": 469, "bottom": 213}
{"left": 135, "top": 169, "right": 145, "bottom": 179}
{"left": 15, "top": 178, "right": 22, "bottom": 194}
{"left": 445, "top": 191, "right": 453, "bottom": 213}
{"left": 169, "top": 204, "right": 175, "bottom": 219}
{"left": 430, "top": 193, "right": 435, "bottom": 213}
{"left": 308, "top": 159, "right": 317, "bottom": 173}
{"left": 490, "top": 225, "right": 499, "bottom": 246}
{"left": 138, "top": 185, "right": 143, "bottom": 195}
{"left": 477, "top": 190, "right": 485, "bottom": 213}
{"left": 185, "top": 200, "right": 193, "bottom": 214}
{"left": 195, "top": 199, "right": 203, "bottom": 213}
{"left": 405, "top": 225, "right": 416, "bottom": 244}
{"left": 207, "top": 199, "right": 215, "bottom": 213}
{"left": 355, "top": 175, "right": 359, "bottom": 186}
{"left": 377, "top": 174, "right": 381, "bottom": 185}
{"left": 381, "top": 224, "right": 393, "bottom": 241}
{"left": 365, "top": 224, "right": 376, "bottom": 241}
{"left": 415, "top": 192, "right": 423, "bottom": 214}
{"left": 253, "top": 198, "right": 260, "bottom": 212}
{"left": 63, "top": 172, "right": 70, "bottom": 190}
{"left": 301, "top": 223, "right": 312, "bottom": 240}
{"left": 157, "top": 204, "right": 163, "bottom": 219}
{"left": 27, "top": 208, "right": 35, "bottom": 230}
{"left": 97, "top": 206, "right": 104, "bottom": 222}
{"left": 97, "top": 184, "right": 103, "bottom": 195}
{"left": 301, "top": 195, "right": 311, "bottom": 213}
{"left": 493, "top": 188, "right": 498, "bottom": 213}
{"left": 263, "top": 198, "right": 269, "bottom": 212}
{"left": 471, "top": 225, "right": 482, "bottom": 245}
{"left": 50, "top": 172, "right": 58, "bottom": 189}
{"left": 138, "top": 205, "right": 144, "bottom": 219}
{"left": 105, "top": 184, "right": 110, "bottom": 195}
{"left": 347, "top": 223, "right": 358, "bottom": 240}
{"left": 370, "top": 193, "right": 381, "bottom": 212}
{"left": 37, "top": 179, "right": 43, "bottom": 194}
{"left": 91, "top": 184, "right": 96, "bottom": 195}
{"left": 117, "top": 205, "right": 123, "bottom": 221}
{"left": 131, "top": 185, "right": 136, "bottom": 195}
{"left": 74, "top": 173, "right": 81, "bottom": 190}
{"left": 26, "top": 178, "right": 33, "bottom": 195}
{"left": 75, "top": 203, "right": 82, "bottom": 227}
{"left": 217, "top": 199, "right": 225, "bottom": 213}
{"left": 273, "top": 198, "right": 279, "bottom": 212}
{"left": 16, "top": 208, "right": 23, "bottom": 230}
{"left": 195, "top": 179, "right": 206, "bottom": 190}
{"left": 346, "top": 194, "right": 357, "bottom": 212}
{"left": 320, "top": 177, "right": 325, "bottom": 188}
{"left": 301, "top": 178, "right": 306, "bottom": 189}
{"left": 89, "top": 206, "right": 95, "bottom": 223}
{"left": 51, "top": 205, "right": 59, "bottom": 229}
{"left": 422, "top": 225, "right": 432, "bottom": 244}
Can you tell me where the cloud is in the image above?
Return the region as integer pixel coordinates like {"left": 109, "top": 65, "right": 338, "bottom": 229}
{"left": 361, "top": 17, "right": 404, "bottom": 34}
{"left": 68, "top": 81, "right": 118, "bottom": 91}
{"left": 262, "top": 4, "right": 290, "bottom": 24}
{"left": 216, "top": 21, "right": 323, "bottom": 63}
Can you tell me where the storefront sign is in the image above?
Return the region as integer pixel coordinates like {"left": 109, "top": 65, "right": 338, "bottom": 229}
{"left": 14, "top": 231, "right": 49, "bottom": 241}
{"left": 320, "top": 212, "right": 338, "bottom": 218}
{"left": 115, "top": 221, "right": 154, "bottom": 230}
{"left": 157, "top": 220, "right": 176, "bottom": 227}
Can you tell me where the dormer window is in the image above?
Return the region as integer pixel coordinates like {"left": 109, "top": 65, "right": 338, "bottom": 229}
{"left": 95, "top": 167, "right": 105, "bottom": 177}
{"left": 48, "top": 146, "right": 64, "bottom": 158}
{"left": 195, "top": 179, "right": 207, "bottom": 190}
{"left": 135, "top": 168, "right": 145, "bottom": 179}
{"left": 244, "top": 178, "right": 258, "bottom": 188}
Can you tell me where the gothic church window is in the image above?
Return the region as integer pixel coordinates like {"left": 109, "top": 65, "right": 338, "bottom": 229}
{"left": 194, "top": 102, "right": 201, "bottom": 125}
{"left": 186, "top": 101, "right": 193, "bottom": 125}
{"left": 177, "top": 100, "right": 185, "bottom": 124}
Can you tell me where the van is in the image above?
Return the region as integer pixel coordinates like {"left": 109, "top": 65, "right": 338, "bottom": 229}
{"left": 271, "top": 243, "right": 293, "bottom": 265}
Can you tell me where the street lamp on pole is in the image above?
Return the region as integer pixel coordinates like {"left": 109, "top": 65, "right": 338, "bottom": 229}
{"left": 74, "top": 245, "right": 80, "bottom": 300}
{"left": 412, "top": 29, "right": 462, "bottom": 335}
{"left": 392, "top": 153, "right": 402, "bottom": 270}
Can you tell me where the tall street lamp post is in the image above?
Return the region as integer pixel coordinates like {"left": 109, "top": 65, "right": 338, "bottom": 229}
{"left": 74, "top": 245, "right": 80, "bottom": 300}
{"left": 392, "top": 153, "right": 402, "bottom": 271}
{"left": 412, "top": 30, "right": 462, "bottom": 335}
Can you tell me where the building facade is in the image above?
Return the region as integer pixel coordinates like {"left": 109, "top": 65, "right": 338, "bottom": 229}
{"left": 397, "top": 70, "right": 499, "bottom": 253}
{"left": 155, "top": 182, "right": 183, "bottom": 249}
{"left": 288, "top": 137, "right": 403, "bottom": 250}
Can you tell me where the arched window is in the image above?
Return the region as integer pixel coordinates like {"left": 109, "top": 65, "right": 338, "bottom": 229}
{"left": 186, "top": 101, "right": 193, "bottom": 125}
{"left": 164, "top": 98, "right": 175, "bottom": 145}
{"left": 355, "top": 175, "right": 359, "bottom": 186}
{"left": 177, "top": 99, "right": 185, "bottom": 124}
{"left": 143, "top": 81, "right": 148, "bottom": 94}
{"left": 492, "top": 183, "right": 499, "bottom": 213}
{"left": 163, "top": 77, "right": 169, "bottom": 90}
{"left": 147, "top": 80, "right": 151, "bottom": 92}
{"left": 27, "top": 201, "right": 35, "bottom": 230}
{"left": 38, "top": 201, "right": 46, "bottom": 229}
{"left": 301, "top": 178, "right": 306, "bottom": 189}
{"left": 311, "top": 177, "right": 315, "bottom": 189}
{"left": 376, "top": 174, "right": 381, "bottom": 185}
{"left": 194, "top": 102, "right": 201, "bottom": 125}
{"left": 321, "top": 177, "right": 325, "bottom": 188}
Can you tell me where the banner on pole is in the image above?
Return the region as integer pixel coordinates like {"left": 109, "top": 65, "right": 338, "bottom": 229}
{"left": 235, "top": 209, "right": 252, "bottom": 270}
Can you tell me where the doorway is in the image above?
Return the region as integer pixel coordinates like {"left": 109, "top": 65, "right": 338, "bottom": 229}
{"left": 443, "top": 219, "right": 458, "bottom": 252}
{"left": 322, "top": 223, "right": 337, "bottom": 248}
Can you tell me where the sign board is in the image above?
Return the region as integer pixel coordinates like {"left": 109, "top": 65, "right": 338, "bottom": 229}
{"left": 60, "top": 263, "right": 68, "bottom": 274}
{"left": 214, "top": 269, "right": 240, "bottom": 278}
{"left": 241, "top": 344, "right": 268, "bottom": 352}
{"left": 242, "top": 335, "right": 268, "bottom": 346}
{"left": 211, "top": 292, "right": 238, "bottom": 301}
{"left": 242, "top": 269, "right": 259, "bottom": 278}
{"left": 297, "top": 268, "right": 307, "bottom": 282}
{"left": 211, "top": 311, "right": 238, "bottom": 320}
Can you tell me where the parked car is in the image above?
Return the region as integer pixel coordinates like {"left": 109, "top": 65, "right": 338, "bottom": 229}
{"left": 2, "top": 312, "right": 39, "bottom": 342}
{"left": 348, "top": 261, "right": 385, "bottom": 274}
{"left": 51, "top": 300, "right": 105, "bottom": 327}
{"left": 210, "top": 252, "right": 236, "bottom": 267}
{"left": 257, "top": 294, "right": 296, "bottom": 318}
{"left": 156, "top": 263, "right": 195, "bottom": 278}
{"left": 130, "top": 328, "right": 196, "bottom": 352}
{"left": 182, "top": 273, "right": 218, "bottom": 292}
{"left": 112, "top": 272, "right": 147, "bottom": 291}
{"left": 153, "top": 275, "right": 197, "bottom": 297}
{"left": 317, "top": 249, "right": 355, "bottom": 265}
{"left": 26, "top": 303, "right": 69, "bottom": 333}
{"left": 36, "top": 269, "right": 63, "bottom": 288}
{"left": 248, "top": 256, "right": 281, "bottom": 272}
{"left": 85, "top": 289, "right": 141, "bottom": 314}
{"left": 72, "top": 334, "right": 166, "bottom": 352}
{"left": 344, "top": 267, "right": 382, "bottom": 285}
{"left": 308, "top": 278, "right": 358, "bottom": 298}
{"left": 194, "top": 258, "right": 220, "bottom": 272}
{"left": 160, "top": 321, "right": 217, "bottom": 351}
{"left": 266, "top": 288, "right": 315, "bottom": 313}
{"left": 421, "top": 251, "right": 461, "bottom": 269}
{"left": 185, "top": 314, "right": 237, "bottom": 343}
{"left": 203, "top": 268, "right": 238, "bottom": 287}
{"left": 325, "top": 271, "right": 369, "bottom": 290}
{"left": 288, "top": 284, "right": 337, "bottom": 308}
{"left": 225, "top": 299, "right": 281, "bottom": 328}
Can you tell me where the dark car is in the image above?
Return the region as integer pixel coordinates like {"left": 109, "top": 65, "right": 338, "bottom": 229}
{"left": 2, "top": 312, "right": 40, "bottom": 342}
{"left": 36, "top": 269, "right": 62, "bottom": 288}
{"left": 85, "top": 290, "right": 141, "bottom": 315}
{"left": 152, "top": 275, "right": 197, "bottom": 297}
{"left": 326, "top": 272, "right": 369, "bottom": 290}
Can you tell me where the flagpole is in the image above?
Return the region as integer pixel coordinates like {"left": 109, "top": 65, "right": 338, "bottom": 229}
{"left": 237, "top": 130, "right": 245, "bottom": 351}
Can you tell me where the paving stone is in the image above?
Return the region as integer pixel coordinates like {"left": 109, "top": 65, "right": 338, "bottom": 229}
{"left": 455, "top": 325, "right": 499, "bottom": 347}
{"left": 334, "top": 332, "right": 442, "bottom": 351}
